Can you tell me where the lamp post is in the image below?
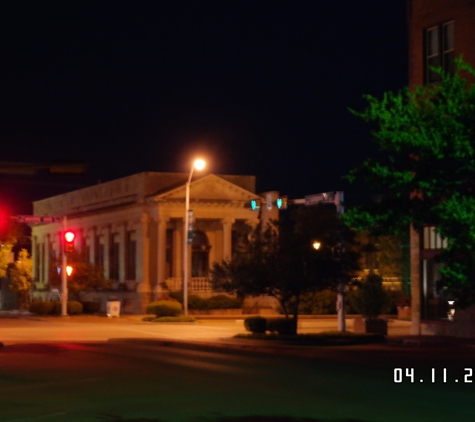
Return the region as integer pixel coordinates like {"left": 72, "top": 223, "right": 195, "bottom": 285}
{"left": 183, "top": 158, "right": 205, "bottom": 315}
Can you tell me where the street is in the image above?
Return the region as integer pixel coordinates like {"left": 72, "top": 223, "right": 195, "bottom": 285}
{"left": 0, "top": 315, "right": 411, "bottom": 344}
{"left": 0, "top": 338, "right": 474, "bottom": 422}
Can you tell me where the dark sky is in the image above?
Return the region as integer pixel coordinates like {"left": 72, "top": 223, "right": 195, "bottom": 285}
{"left": 0, "top": 1, "right": 408, "bottom": 214}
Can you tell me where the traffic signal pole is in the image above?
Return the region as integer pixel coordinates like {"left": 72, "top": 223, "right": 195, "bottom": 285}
{"left": 61, "top": 216, "right": 68, "bottom": 316}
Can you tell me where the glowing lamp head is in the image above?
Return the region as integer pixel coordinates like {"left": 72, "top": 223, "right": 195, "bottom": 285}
{"left": 194, "top": 159, "right": 205, "bottom": 171}
{"left": 313, "top": 241, "right": 321, "bottom": 250}
{"left": 64, "top": 231, "right": 75, "bottom": 242}
{"left": 66, "top": 265, "right": 73, "bottom": 276}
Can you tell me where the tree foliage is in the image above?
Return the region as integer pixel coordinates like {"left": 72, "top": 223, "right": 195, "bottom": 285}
{"left": 344, "top": 58, "right": 475, "bottom": 305}
{"left": 8, "top": 248, "right": 33, "bottom": 310}
{"left": 210, "top": 205, "right": 360, "bottom": 333}
{"left": 49, "top": 252, "right": 111, "bottom": 300}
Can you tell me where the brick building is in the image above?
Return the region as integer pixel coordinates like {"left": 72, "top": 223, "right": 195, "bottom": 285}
{"left": 407, "top": 0, "right": 475, "bottom": 335}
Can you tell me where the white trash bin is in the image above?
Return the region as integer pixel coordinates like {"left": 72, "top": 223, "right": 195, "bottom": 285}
{"left": 107, "top": 299, "right": 121, "bottom": 318}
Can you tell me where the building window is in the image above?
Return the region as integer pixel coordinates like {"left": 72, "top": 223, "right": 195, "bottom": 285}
{"left": 425, "top": 21, "right": 454, "bottom": 83}
{"left": 166, "top": 229, "right": 173, "bottom": 278}
{"left": 191, "top": 231, "right": 211, "bottom": 277}
{"left": 110, "top": 237, "right": 120, "bottom": 281}
{"left": 423, "top": 226, "right": 448, "bottom": 250}
{"left": 126, "top": 231, "right": 136, "bottom": 280}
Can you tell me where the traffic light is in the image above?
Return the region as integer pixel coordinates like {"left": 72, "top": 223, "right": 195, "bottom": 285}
{"left": 250, "top": 199, "right": 260, "bottom": 211}
{"left": 64, "top": 230, "right": 75, "bottom": 254}
{"left": 276, "top": 196, "right": 288, "bottom": 209}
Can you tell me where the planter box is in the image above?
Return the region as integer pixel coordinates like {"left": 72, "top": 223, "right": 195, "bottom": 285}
{"left": 353, "top": 317, "right": 388, "bottom": 335}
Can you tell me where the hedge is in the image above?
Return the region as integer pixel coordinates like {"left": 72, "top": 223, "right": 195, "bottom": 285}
{"left": 146, "top": 300, "right": 182, "bottom": 316}
{"left": 29, "top": 300, "right": 83, "bottom": 315}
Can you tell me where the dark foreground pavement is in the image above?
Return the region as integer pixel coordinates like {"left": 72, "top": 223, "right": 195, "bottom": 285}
{"left": 0, "top": 336, "right": 475, "bottom": 422}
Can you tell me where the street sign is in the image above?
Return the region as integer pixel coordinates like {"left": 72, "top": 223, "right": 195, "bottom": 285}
{"left": 304, "top": 191, "right": 344, "bottom": 214}
{"left": 16, "top": 215, "right": 63, "bottom": 224}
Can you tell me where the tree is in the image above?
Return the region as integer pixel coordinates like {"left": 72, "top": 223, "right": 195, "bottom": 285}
{"left": 0, "top": 242, "right": 14, "bottom": 279}
{"left": 343, "top": 58, "right": 475, "bottom": 306}
{"left": 49, "top": 252, "right": 111, "bottom": 301}
{"left": 8, "top": 248, "right": 33, "bottom": 310}
{"left": 210, "top": 205, "right": 360, "bottom": 334}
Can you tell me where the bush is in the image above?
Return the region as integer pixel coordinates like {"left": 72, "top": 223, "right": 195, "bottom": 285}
{"left": 266, "top": 318, "right": 297, "bottom": 335}
{"left": 349, "top": 273, "right": 391, "bottom": 319}
{"left": 205, "top": 294, "right": 242, "bottom": 309}
{"left": 67, "top": 301, "right": 83, "bottom": 315}
{"left": 29, "top": 300, "right": 83, "bottom": 315}
{"left": 299, "top": 290, "right": 338, "bottom": 314}
{"left": 151, "top": 316, "right": 196, "bottom": 322}
{"left": 81, "top": 301, "right": 101, "bottom": 314}
{"left": 29, "top": 300, "right": 55, "bottom": 315}
{"left": 164, "top": 292, "right": 242, "bottom": 310}
{"left": 244, "top": 316, "right": 267, "bottom": 333}
{"left": 147, "top": 300, "right": 182, "bottom": 316}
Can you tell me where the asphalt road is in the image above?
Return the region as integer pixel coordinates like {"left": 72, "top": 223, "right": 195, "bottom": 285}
{"left": 0, "top": 339, "right": 474, "bottom": 422}
{"left": 0, "top": 315, "right": 411, "bottom": 344}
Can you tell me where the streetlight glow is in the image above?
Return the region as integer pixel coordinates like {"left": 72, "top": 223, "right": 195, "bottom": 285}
{"left": 66, "top": 265, "right": 73, "bottom": 276}
{"left": 313, "top": 241, "right": 321, "bottom": 250}
{"left": 194, "top": 159, "right": 205, "bottom": 171}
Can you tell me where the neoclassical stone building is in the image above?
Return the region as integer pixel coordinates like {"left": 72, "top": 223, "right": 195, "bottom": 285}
{"left": 31, "top": 172, "right": 277, "bottom": 313}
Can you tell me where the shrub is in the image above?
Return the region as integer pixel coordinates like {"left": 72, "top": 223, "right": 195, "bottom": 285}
{"left": 155, "top": 293, "right": 242, "bottom": 310}
{"left": 349, "top": 273, "right": 391, "bottom": 319}
{"left": 29, "top": 300, "right": 83, "bottom": 315}
{"left": 81, "top": 301, "right": 101, "bottom": 314}
{"left": 29, "top": 300, "right": 55, "bottom": 315}
{"left": 152, "top": 316, "right": 196, "bottom": 322}
{"left": 67, "top": 301, "right": 83, "bottom": 315}
{"left": 188, "top": 295, "right": 208, "bottom": 310}
{"left": 244, "top": 316, "right": 267, "bottom": 333}
{"left": 299, "top": 290, "right": 338, "bottom": 314}
{"left": 266, "top": 318, "right": 297, "bottom": 335}
{"left": 205, "top": 294, "right": 242, "bottom": 309}
{"left": 147, "top": 300, "right": 182, "bottom": 316}
{"left": 167, "top": 291, "right": 183, "bottom": 303}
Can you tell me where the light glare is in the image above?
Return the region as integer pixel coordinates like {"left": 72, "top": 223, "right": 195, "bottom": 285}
{"left": 194, "top": 159, "right": 205, "bottom": 171}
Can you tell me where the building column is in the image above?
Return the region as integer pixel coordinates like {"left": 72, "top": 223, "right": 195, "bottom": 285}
{"left": 43, "top": 235, "right": 50, "bottom": 283}
{"left": 410, "top": 224, "right": 421, "bottom": 335}
{"left": 32, "top": 236, "right": 38, "bottom": 281}
{"left": 222, "top": 217, "right": 235, "bottom": 261}
{"left": 136, "top": 213, "right": 150, "bottom": 295}
{"left": 157, "top": 217, "right": 169, "bottom": 291}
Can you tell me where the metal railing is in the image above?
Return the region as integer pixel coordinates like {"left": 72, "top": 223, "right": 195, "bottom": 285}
{"left": 165, "top": 277, "right": 212, "bottom": 292}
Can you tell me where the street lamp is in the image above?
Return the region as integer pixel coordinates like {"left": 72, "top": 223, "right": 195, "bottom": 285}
{"left": 183, "top": 158, "right": 206, "bottom": 315}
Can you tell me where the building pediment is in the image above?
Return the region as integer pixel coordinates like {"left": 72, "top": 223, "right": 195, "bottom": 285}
{"left": 152, "top": 174, "right": 260, "bottom": 203}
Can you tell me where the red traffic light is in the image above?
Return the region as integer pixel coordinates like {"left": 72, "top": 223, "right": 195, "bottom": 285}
{"left": 64, "top": 230, "right": 76, "bottom": 253}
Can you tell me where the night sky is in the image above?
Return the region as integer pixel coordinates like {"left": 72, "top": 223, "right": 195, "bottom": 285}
{"left": 0, "top": 1, "right": 408, "bottom": 214}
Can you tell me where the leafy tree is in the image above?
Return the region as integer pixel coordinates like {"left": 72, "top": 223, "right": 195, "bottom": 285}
{"left": 210, "top": 205, "right": 360, "bottom": 334}
{"left": 0, "top": 241, "right": 14, "bottom": 279}
{"left": 344, "top": 58, "right": 475, "bottom": 306}
{"left": 8, "top": 248, "right": 33, "bottom": 310}
{"left": 49, "top": 252, "right": 111, "bottom": 300}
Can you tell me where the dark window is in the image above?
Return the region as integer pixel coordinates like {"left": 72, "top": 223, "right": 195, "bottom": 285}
{"left": 110, "top": 241, "right": 120, "bottom": 280}
{"left": 425, "top": 21, "right": 454, "bottom": 83}
{"left": 166, "top": 229, "right": 173, "bottom": 278}
{"left": 97, "top": 243, "right": 105, "bottom": 270}
{"left": 126, "top": 231, "right": 136, "bottom": 280}
{"left": 191, "top": 231, "right": 210, "bottom": 277}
